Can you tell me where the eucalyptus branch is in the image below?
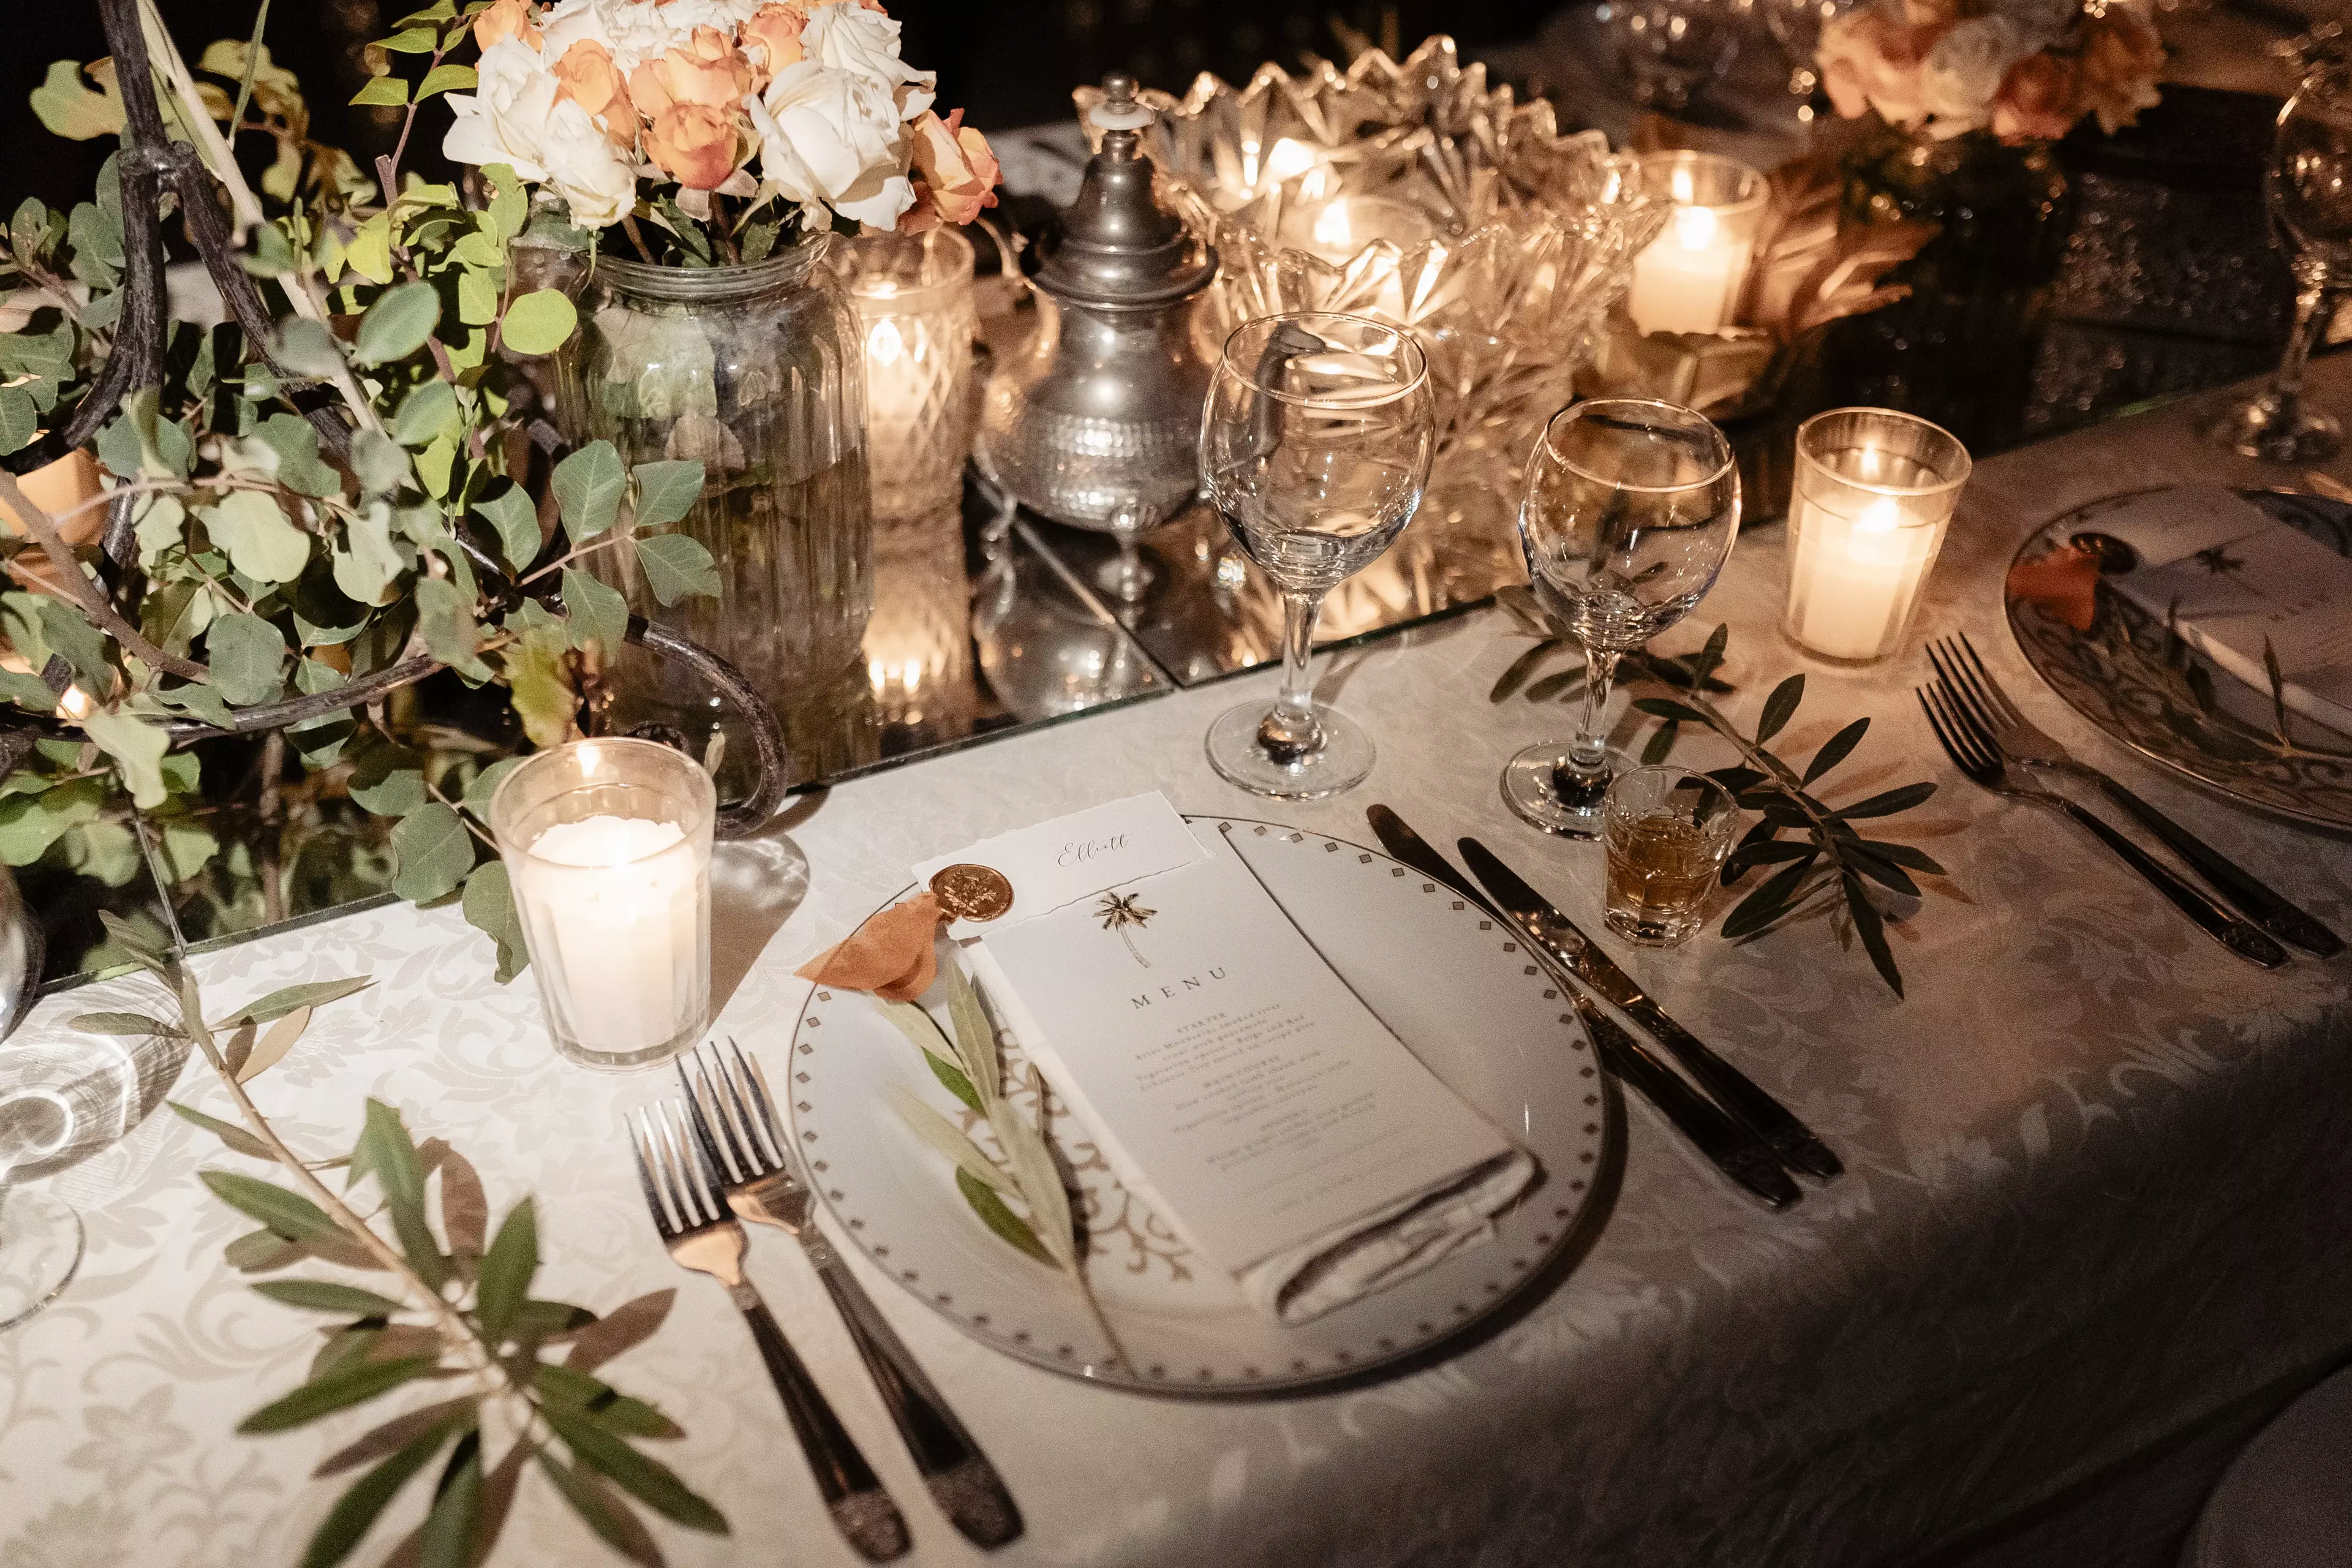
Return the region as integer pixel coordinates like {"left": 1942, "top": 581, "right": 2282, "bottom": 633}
{"left": 0, "top": 469, "right": 209, "bottom": 681}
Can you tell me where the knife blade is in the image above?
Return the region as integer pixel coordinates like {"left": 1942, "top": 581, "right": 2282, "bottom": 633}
{"left": 1458, "top": 835, "right": 1844, "bottom": 1182}
{"left": 1366, "top": 805, "right": 1801, "bottom": 1210}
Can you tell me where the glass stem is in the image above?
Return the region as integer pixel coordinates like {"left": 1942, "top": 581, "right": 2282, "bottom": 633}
{"left": 2272, "top": 262, "right": 2332, "bottom": 409}
{"left": 1257, "top": 588, "right": 1327, "bottom": 764}
{"left": 1572, "top": 645, "right": 1624, "bottom": 771}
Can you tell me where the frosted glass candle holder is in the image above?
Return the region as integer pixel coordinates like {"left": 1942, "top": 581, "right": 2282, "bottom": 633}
{"left": 1624, "top": 151, "right": 1767, "bottom": 337}
{"left": 1781, "top": 408, "right": 1972, "bottom": 665}
{"left": 489, "top": 738, "right": 715, "bottom": 1071}
{"left": 836, "top": 227, "right": 978, "bottom": 521}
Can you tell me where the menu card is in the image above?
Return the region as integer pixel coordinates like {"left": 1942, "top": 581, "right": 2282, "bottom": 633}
{"left": 2095, "top": 485, "right": 2352, "bottom": 734}
{"left": 914, "top": 793, "right": 1534, "bottom": 1323}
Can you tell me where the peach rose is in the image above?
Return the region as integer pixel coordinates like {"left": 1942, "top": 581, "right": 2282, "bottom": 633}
{"left": 552, "top": 39, "right": 634, "bottom": 143}
{"left": 628, "top": 26, "right": 754, "bottom": 120}
{"left": 646, "top": 102, "right": 739, "bottom": 189}
{"left": 474, "top": 0, "right": 540, "bottom": 51}
{"left": 806, "top": 0, "right": 888, "bottom": 13}
{"left": 2076, "top": 9, "right": 2164, "bottom": 135}
{"left": 903, "top": 109, "right": 1000, "bottom": 229}
{"left": 1991, "top": 51, "right": 2076, "bottom": 142}
{"left": 742, "top": 4, "right": 809, "bottom": 81}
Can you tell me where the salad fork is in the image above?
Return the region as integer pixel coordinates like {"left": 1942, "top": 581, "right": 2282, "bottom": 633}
{"left": 1927, "top": 633, "right": 2341, "bottom": 956}
{"left": 678, "top": 1042, "right": 1023, "bottom": 1549}
{"left": 1918, "top": 679, "right": 2289, "bottom": 968}
{"left": 628, "top": 1103, "right": 911, "bottom": 1562}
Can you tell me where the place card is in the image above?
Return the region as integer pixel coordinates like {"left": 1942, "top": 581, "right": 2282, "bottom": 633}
{"left": 2095, "top": 484, "right": 2352, "bottom": 734}
{"left": 918, "top": 793, "right": 1533, "bottom": 1322}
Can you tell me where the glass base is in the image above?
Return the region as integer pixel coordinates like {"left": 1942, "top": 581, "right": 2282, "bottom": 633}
{"left": 551, "top": 1013, "right": 707, "bottom": 1072}
{"left": 0, "top": 1188, "right": 82, "bottom": 1330}
{"left": 1604, "top": 903, "right": 1704, "bottom": 947}
{"left": 1206, "top": 701, "right": 1375, "bottom": 800}
{"left": 1092, "top": 545, "right": 1159, "bottom": 606}
{"left": 1502, "top": 742, "right": 1613, "bottom": 836}
{"left": 2210, "top": 393, "right": 2343, "bottom": 464}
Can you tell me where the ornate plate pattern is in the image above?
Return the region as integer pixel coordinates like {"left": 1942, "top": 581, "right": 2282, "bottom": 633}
{"left": 766, "top": 817, "right": 1615, "bottom": 1396}
{"left": 2005, "top": 487, "right": 2352, "bottom": 832}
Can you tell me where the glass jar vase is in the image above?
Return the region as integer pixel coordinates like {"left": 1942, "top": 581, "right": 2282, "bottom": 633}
{"left": 556, "top": 239, "right": 874, "bottom": 777}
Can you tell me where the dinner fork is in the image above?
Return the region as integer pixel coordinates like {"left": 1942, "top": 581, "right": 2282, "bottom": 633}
{"left": 1927, "top": 633, "right": 2342, "bottom": 956}
{"left": 1918, "top": 680, "right": 2289, "bottom": 968}
{"left": 628, "top": 1104, "right": 912, "bottom": 1562}
{"left": 678, "top": 1042, "right": 1023, "bottom": 1549}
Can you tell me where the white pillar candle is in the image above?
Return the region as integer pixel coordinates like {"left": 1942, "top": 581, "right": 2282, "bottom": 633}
{"left": 1624, "top": 154, "right": 1766, "bottom": 337}
{"left": 519, "top": 815, "right": 707, "bottom": 1059}
{"left": 1785, "top": 496, "right": 1940, "bottom": 662}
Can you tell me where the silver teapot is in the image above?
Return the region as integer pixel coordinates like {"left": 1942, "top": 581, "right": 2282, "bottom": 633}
{"left": 974, "top": 74, "right": 1219, "bottom": 603}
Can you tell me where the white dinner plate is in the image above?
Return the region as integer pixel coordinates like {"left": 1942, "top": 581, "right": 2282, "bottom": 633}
{"left": 764, "top": 816, "right": 1616, "bottom": 1396}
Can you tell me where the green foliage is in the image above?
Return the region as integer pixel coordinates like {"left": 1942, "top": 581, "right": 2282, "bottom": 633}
{"left": 94, "top": 966, "right": 725, "bottom": 1568}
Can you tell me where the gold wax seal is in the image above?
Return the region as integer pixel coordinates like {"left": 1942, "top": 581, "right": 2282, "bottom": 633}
{"left": 929, "top": 863, "right": 1014, "bottom": 922}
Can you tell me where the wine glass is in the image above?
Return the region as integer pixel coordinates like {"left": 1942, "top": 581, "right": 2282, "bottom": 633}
{"left": 1502, "top": 398, "right": 1741, "bottom": 835}
{"left": 1, "top": 1019, "right": 154, "bottom": 1331}
{"left": 1199, "top": 312, "right": 1435, "bottom": 799}
{"left": 2212, "top": 41, "right": 2352, "bottom": 462}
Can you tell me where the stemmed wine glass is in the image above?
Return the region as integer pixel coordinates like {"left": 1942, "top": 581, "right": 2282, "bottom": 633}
{"left": 2212, "top": 35, "right": 2352, "bottom": 462}
{"left": 1199, "top": 312, "right": 1435, "bottom": 799}
{"left": 1502, "top": 398, "right": 1741, "bottom": 835}
{"left": 1, "top": 1023, "right": 151, "bottom": 1330}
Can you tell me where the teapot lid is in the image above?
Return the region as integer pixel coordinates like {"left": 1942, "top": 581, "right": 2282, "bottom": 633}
{"left": 1034, "top": 74, "right": 1216, "bottom": 308}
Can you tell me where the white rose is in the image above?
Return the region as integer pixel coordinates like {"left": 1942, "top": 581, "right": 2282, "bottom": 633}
{"left": 801, "top": 6, "right": 934, "bottom": 121}
{"left": 747, "top": 61, "right": 914, "bottom": 228}
{"left": 443, "top": 39, "right": 559, "bottom": 179}
{"left": 541, "top": 97, "right": 639, "bottom": 226}
{"left": 1920, "top": 15, "right": 2028, "bottom": 128}
{"left": 540, "top": 0, "right": 667, "bottom": 72}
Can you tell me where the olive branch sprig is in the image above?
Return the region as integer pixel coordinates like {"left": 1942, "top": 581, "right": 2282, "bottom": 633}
{"left": 74, "top": 914, "right": 725, "bottom": 1568}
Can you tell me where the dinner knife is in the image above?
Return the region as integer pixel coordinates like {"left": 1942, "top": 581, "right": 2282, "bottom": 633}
{"left": 1456, "top": 835, "right": 1846, "bottom": 1182}
{"left": 1366, "top": 805, "right": 1801, "bottom": 1210}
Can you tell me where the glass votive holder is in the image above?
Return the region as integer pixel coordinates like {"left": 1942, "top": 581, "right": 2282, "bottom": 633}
{"left": 1781, "top": 407, "right": 1972, "bottom": 665}
{"left": 489, "top": 737, "right": 715, "bottom": 1071}
{"left": 1624, "top": 150, "right": 1768, "bottom": 337}
{"left": 1603, "top": 766, "right": 1740, "bottom": 946}
{"left": 833, "top": 227, "right": 978, "bottom": 521}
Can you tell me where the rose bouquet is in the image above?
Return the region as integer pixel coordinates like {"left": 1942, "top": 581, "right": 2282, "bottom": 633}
{"left": 418, "top": 0, "right": 1000, "bottom": 263}
{"left": 1817, "top": 0, "right": 2165, "bottom": 143}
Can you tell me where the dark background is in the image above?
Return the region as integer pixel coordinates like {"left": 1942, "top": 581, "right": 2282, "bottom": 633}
{"left": 0, "top": 0, "right": 1555, "bottom": 214}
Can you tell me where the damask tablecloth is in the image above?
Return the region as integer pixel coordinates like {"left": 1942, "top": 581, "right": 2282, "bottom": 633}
{"left": 6, "top": 364, "right": 2352, "bottom": 1568}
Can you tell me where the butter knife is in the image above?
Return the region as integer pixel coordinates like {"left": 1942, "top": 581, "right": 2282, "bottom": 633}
{"left": 1457, "top": 835, "right": 1844, "bottom": 1182}
{"left": 1366, "top": 807, "right": 1800, "bottom": 1210}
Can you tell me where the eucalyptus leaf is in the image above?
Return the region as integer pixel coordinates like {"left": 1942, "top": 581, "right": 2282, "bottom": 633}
{"left": 471, "top": 483, "right": 540, "bottom": 573}
{"left": 206, "top": 612, "right": 288, "bottom": 706}
{"left": 348, "top": 741, "right": 427, "bottom": 816}
{"left": 628, "top": 459, "right": 704, "bottom": 529}
{"left": 461, "top": 861, "right": 526, "bottom": 982}
{"left": 202, "top": 491, "right": 311, "bottom": 584}
{"left": 354, "top": 280, "right": 441, "bottom": 366}
{"left": 500, "top": 288, "right": 578, "bottom": 355}
{"left": 81, "top": 709, "right": 170, "bottom": 809}
{"left": 349, "top": 429, "right": 410, "bottom": 497}
{"left": 561, "top": 569, "right": 628, "bottom": 662}
{"left": 415, "top": 577, "right": 489, "bottom": 681}
{"left": 551, "top": 442, "right": 624, "bottom": 541}
{"left": 506, "top": 624, "right": 578, "bottom": 748}
{"left": 391, "top": 801, "right": 474, "bottom": 904}
{"left": 631, "top": 535, "right": 720, "bottom": 606}
{"left": 271, "top": 318, "right": 347, "bottom": 379}
{"left": 393, "top": 380, "right": 461, "bottom": 448}
{"left": 254, "top": 413, "right": 342, "bottom": 497}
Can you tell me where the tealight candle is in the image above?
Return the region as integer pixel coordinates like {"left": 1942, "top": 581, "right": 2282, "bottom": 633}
{"left": 835, "top": 227, "right": 978, "bottom": 521}
{"left": 1781, "top": 408, "right": 1972, "bottom": 663}
{"left": 1623, "top": 151, "right": 1767, "bottom": 337}
{"left": 489, "top": 738, "right": 715, "bottom": 1069}
{"left": 1281, "top": 195, "right": 1438, "bottom": 264}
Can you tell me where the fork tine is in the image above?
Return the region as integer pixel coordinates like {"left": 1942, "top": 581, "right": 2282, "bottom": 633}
{"left": 1956, "top": 633, "right": 2025, "bottom": 726}
{"left": 628, "top": 1110, "right": 679, "bottom": 1240}
{"left": 652, "top": 1101, "right": 712, "bottom": 1227}
{"left": 1934, "top": 639, "right": 2007, "bottom": 737}
{"left": 677, "top": 1053, "right": 748, "bottom": 1184}
{"left": 728, "top": 1039, "right": 788, "bottom": 1167}
{"left": 701, "top": 1043, "right": 774, "bottom": 1177}
{"left": 1919, "top": 683, "right": 1989, "bottom": 776}
{"left": 668, "top": 1099, "right": 730, "bottom": 1221}
{"left": 1925, "top": 641, "right": 2001, "bottom": 739}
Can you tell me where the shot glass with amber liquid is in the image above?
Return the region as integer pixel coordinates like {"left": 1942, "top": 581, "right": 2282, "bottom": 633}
{"left": 1601, "top": 766, "right": 1740, "bottom": 946}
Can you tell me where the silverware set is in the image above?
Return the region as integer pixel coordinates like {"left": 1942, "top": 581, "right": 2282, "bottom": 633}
{"left": 1918, "top": 634, "right": 2339, "bottom": 968}
{"left": 628, "top": 1042, "right": 1022, "bottom": 1562}
{"left": 1370, "top": 805, "right": 1839, "bottom": 1210}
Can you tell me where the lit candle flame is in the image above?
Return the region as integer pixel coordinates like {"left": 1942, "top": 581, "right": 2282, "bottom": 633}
{"left": 867, "top": 318, "right": 904, "bottom": 367}
{"left": 1672, "top": 204, "right": 1719, "bottom": 252}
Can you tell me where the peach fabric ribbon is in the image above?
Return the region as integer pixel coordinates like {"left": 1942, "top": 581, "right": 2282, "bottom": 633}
{"left": 795, "top": 893, "right": 943, "bottom": 1001}
{"left": 2007, "top": 545, "right": 2101, "bottom": 633}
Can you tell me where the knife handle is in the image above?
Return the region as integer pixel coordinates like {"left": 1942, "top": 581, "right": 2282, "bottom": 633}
{"left": 1575, "top": 1001, "right": 1800, "bottom": 1210}
{"left": 1626, "top": 1001, "right": 1845, "bottom": 1182}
